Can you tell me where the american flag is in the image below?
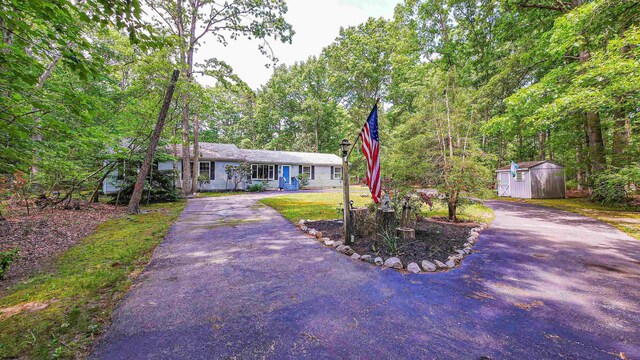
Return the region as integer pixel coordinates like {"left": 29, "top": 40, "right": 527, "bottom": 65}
{"left": 360, "top": 103, "right": 381, "bottom": 203}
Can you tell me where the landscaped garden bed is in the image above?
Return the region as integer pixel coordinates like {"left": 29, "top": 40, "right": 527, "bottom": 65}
{"left": 299, "top": 217, "right": 486, "bottom": 273}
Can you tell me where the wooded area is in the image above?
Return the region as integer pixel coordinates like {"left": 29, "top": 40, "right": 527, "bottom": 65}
{"left": 1, "top": 0, "right": 638, "bottom": 216}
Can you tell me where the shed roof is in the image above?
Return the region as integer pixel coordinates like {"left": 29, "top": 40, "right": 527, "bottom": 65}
{"left": 496, "top": 160, "right": 563, "bottom": 171}
{"left": 173, "top": 142, "right": 342, "bottom": 166}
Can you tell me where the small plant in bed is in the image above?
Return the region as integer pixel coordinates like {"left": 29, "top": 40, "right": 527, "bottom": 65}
{"left": 307, "top": 216, "right": 477, "bottom": 265}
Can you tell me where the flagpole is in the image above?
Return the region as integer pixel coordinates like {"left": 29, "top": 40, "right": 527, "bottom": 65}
{"left": 346, "top": 97, "right": 380, "bottom": 160}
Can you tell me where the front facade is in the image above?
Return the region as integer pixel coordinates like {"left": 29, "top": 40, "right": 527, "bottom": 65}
{"left": 164, "top": 143, "right": 343, "bottom": 191}
{"left": 496, "top": 161, "right": 566, "bottom": 199}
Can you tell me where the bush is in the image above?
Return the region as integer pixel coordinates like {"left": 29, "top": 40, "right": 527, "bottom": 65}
{"left": 592, "top": 172, "right": 629, "bottom": 205}
{"left": 109, "top": 167, "right": 181, "bottom": 205}
{"left": 247, "top": 181, "right": 268, "bottom": 192}
{"left": 0, "top": 248, "right": 19, "bottom": 279}
{"left": 297, "top": 173, "right": 310, "bottom": 189}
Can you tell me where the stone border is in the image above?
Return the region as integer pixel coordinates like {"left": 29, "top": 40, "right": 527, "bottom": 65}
{"left": 298, "top": 219, "right": 488, "bottom": 274}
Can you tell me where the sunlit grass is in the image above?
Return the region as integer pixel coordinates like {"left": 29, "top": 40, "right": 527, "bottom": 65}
{"left": 261, "top": 190, "right": 494, "bottom": 225}
{"left": 0, "top": 201, "right": 186, "bottom": 359}
{"left": 260, "top": 191, "right": 372, "bottom": 223}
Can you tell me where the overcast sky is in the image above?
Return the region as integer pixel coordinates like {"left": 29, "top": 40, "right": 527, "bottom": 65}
{"left": 195, "top": 0, "right": 399, "bottom": 90}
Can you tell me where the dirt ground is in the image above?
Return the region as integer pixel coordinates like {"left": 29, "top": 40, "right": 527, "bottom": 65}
{"left": 307, "top": 218, "right": 476, "bottom": 263}
{"left": 0, "top": 204, "right": 122, "bottom": 290}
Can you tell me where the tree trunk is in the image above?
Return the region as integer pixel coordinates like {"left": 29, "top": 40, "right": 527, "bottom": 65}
{"left": 127, "top": 70, "right": 180, "bottom": 214}
{"left": 191, "top": 113, "right": 199, "bottom": 193}
{"left": 31, "top": 53, "right": 62, "bottom": 176}
{"left": 538, "top": 131, "right": 546, "bottom": 160}
{"left": 447, "top": 194, "right": 457, "bottom": 222}
{"left": 579, "top": 49, "right": 606, "bottom": 173}
{"left": 611, "top": 106, "right": 628, "bottom": 167}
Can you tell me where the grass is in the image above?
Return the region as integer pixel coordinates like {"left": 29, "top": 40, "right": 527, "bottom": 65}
{"left": 496, "top": 197, "right": 640, "bottom": 240}
{"left": 195, "top": 191, "right": 248, "bottom": 198}
{"left": 0, "top": 201, "right": 186, "bottom": 359}
{"left": 423, "top": 202, "right": 495, "bottom": 224}
{"left": 259, "top": 191, "right": 372, "bottom": 223}
{"left": 260, "top": 190, "right": 494, "bottom": 225}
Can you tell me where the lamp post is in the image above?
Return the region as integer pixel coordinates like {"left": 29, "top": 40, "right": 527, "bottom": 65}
{"left": 340, "top": 139, "right": 352, "bottom": 245}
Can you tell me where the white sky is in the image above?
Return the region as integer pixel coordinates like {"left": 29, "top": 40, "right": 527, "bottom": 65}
{"left": 195, "top": 0, "right": 399, "bottom": 90}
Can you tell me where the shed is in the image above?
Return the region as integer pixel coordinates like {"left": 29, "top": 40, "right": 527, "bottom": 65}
{"left": 496, "top": 161, "right": 566, "bottom": 199}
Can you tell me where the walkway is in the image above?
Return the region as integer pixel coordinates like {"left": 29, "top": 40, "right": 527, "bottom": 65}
{"left": 92, "top": 196, "right": 640, "bottom": 359}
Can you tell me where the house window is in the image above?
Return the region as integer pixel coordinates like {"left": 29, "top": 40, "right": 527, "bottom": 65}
{"left": 515, "top": 171, "right": 524, "bottom": 182}
{"left": 182, "top": 161, "right": 214, "bottom": 180}
{"left": 298, "top": 165, "right": 315, "bottom": 179}
{"left": 332, "top": 166, "right": 342, "bottom": 180}
{"left": 251, "top": 164, "right": 275, "bottom": 180}
{"left": 199, "top": 162, "right": 214, "bottom": 180}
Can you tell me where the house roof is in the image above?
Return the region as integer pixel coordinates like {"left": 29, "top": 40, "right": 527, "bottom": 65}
{"left": 173, "top": 142, "right": 342, "bottom": 166}
{"left": 496, "top": 160, "right": 563, "bottom": 171}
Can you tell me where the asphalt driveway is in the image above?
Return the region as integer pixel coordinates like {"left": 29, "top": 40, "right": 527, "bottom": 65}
{"left": 92, "top": 195, "right": 640, "bottom": 359}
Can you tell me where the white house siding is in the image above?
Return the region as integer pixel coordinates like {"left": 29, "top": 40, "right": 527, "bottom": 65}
{"left": 167, "top": 160, "right": 341, "bottom": 191}
{"left": 509, "top": 170, "right": 532, "bottom": 198}
{"left": 308, "top": 165, "right": 341, "bottom": 188}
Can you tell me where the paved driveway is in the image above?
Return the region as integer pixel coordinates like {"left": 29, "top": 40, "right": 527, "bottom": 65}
{"left": 92, "top": 196, "right": 640, "bottom": 359}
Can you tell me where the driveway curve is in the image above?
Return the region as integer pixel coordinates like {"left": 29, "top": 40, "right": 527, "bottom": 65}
{"left": 92, "top": 196, "right": 640, "bottom": 359}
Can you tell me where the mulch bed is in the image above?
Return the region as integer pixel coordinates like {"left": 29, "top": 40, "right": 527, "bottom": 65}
{"left": 0, "top": 204, "right": 123, "bottom": 290}
{"left": 308, "top": 218, "right": 476, "bottom": 264}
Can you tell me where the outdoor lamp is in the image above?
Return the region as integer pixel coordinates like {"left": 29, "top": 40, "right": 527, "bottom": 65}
{"left": 340, "top": 139, "right": 351, "bottom": 158}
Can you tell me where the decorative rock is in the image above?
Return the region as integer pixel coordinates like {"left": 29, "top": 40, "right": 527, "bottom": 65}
{"left": 456, "top": 250, "right": 466, "bottom": 256}
{"left": 351, "top": 253, "right": 361, "bottom": 260}
{"left": 321, "top": 237, "right": 330, "bottom": 242}
{"left": 383, "top": 257, "right": 403, "bottom": 269}
{"left": 301, "top": 225, "right": 308, "bottom": 231}
{"left": 324, "top": 239, "right": 335, "bottom": 246}
{"left": 463, "top": 248, "right": 471, "bottom": 255}
{"left": 445, "top": 259, "right": 456, "bottom": 268}
{"left": 332, "top": 241, "right": 343, "bottom": 248}
{"left": 464, "top": 242, "right": 472, "bottom": 247}
{"left": 309, "top": 229, "right": 317, "bottom": 236}
{"left": 315, "top": 231, "right": 323, "bottom": 239}
{"left": 360, "top": 254, "right": 372, "bottom": 262}
{"left": 407, "top": 262, "right": 421, "bottom": 273}
{"left": 421, "top": 260, "right": 437, "bottom": 271}
{"left": 374, "top": 257, "right": 384, "bottom": 266}
{"left": 298, "top": 219, "right": 305, "bottom": 225}
{"left": 434, "top": 260, "right": 447, "bottom": 269}
{"left": 337, "top": 245, "right": 354, "bottom": 255}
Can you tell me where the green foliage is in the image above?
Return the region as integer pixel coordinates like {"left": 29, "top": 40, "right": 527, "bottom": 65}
{"left": 379, "top": 229, "right": 400, "bottom": 255}
{"left": 247, "top": 182, "right": 268, "bottom": 192}
{"left": 297, "top": 173, "right": 310, "bottom": 189}
{"left": 224, "top": 162, "right": 251, "bottom": 191}
{"left": 109, "top": 166, "right": 181, "bottom": 205}
{"left": 591, "top": 166, "right": 640, "bottom": 205}
{"left": 0, "top": 248, "right": 19, "bottom": 280}
{"left": 0, "top": 202, "right": 185, "bottom": 358}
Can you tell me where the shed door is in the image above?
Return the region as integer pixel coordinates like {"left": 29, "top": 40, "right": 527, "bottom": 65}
{"left": 497, "top": 172, "right": 511, "bottom": 197}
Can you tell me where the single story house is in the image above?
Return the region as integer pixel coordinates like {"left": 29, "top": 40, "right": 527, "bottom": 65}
{"left": 104, "top": 143, "right": 343, "bottom": 193}
{"left": 496, "top": 160, "right": 566, "bottom": 199}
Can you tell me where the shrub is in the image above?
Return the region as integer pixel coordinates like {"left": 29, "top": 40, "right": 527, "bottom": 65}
{"left": 247, "top": 181, "right": 268, "bottom": 192}
{"left": 592, "top": 172, "right": 629, "bottom": 205}
{"left": 297, "top": 173, "right": 310, "bottom": 189}
{"left": 0, "top": 248, "right": 19, "bottom": 279}
{"left": 109, "top": 167, "right": 181, "bottom": 205}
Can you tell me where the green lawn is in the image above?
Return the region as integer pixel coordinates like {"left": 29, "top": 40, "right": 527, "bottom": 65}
{"left": 497, "top": 197, "right": 640, "bottom": 240}
{"left": 260, "top": 190, "right": 372, "bottom": 223}
{"left": 195, "top": 191, "right": 248, "bottom": 198}
{"left": 260, "top": 190, "right": 494, "bottom": 225}
{"left": 423, "top": 202, "right": 495, "bottom": 224}
{"left": 0, "top": 201, "right": 186, "bottom": 359}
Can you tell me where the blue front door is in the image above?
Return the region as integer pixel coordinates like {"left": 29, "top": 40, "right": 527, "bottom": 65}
{"left": 282, "top": 166, "right": 290, "bottom": 183}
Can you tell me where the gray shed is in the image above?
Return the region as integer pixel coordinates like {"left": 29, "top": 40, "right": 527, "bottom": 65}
{"left": 496, "top": 161, "right": 566, "bottom": 199}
